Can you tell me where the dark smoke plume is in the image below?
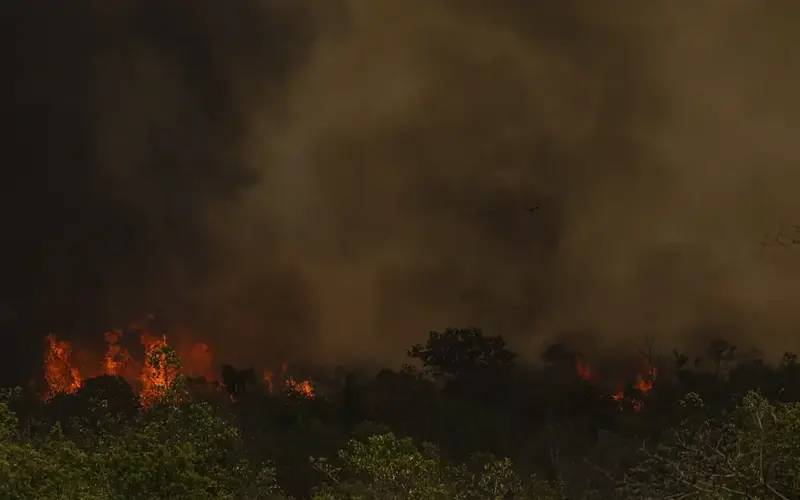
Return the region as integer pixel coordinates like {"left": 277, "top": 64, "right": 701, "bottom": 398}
{"left": 3, "top": 0, "right": 800, "bottom": 384}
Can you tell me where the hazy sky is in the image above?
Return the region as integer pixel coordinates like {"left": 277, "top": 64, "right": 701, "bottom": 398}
{"left": 3, "top": 1, "right": 800, "bottom": 384}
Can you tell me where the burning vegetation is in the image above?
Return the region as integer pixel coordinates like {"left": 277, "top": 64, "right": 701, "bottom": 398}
{"left": 43, "top": 328, "right": 189, "bottom": 405}
{"left": 632, "top": 366, "right": 657, "bottom": 394}
{"left": 24, "top": 326, "right": 800, "bottom": 499}
{"left": 41, "top": 325, "right": 316, "bottom": 405}
{"left": 285, "top": 377, "right": 315, "bottom": 399}
{"left": 139, "top": 334, "right": 180, "bottom": 408}
{"left": 42, "top": 334, "right": 82, "bottom": 400}
{"left": 570, "top": 355, "right": 659, "bottom": 412}
{"left": 103, "top": 329, "right": 132, "bottom": 377}
{"left": 43, "top": 323, "right": 661, "bottom": 413}
{"left": 263, "top": 363, "right": 316, "bottom": 399}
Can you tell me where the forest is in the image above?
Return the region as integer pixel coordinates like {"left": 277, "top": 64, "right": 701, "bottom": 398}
{"left": 3, "top": 327, "right": 800, "bottom": 499}
{"left": 5, "top": 2, "right": 800, "bottom": 499}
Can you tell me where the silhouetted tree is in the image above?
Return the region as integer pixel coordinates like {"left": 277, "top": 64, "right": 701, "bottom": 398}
{"left": 341, "top": 372, "right": 362, "bottom": 430}
{"left": 46, "top": 375, "right": 138, "bottom": 436}
{"left": 541, "top": 342, "right": 576, "bottom": 367}
{"left": 706, "top": 338, "right": 737, "bottom": 379}
{"left": 408, "top": 328, "right": 515, "bottom": 381}
{"left": 221, "top": 364, "right": 258, "bottom": 398}
{"left": 672, "top": 349, "right": 689, "bottom": 369}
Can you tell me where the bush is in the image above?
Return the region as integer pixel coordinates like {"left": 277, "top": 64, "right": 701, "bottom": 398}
{"left": 310, "top": 432, "right": 564, "bottom": 500}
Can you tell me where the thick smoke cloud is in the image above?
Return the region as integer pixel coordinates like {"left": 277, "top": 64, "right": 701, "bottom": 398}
{"left": 2, "top": 0, "right": 316, "bottom": 382}
{"left": 3, "top": 1, "right": 800, "bottom": 384}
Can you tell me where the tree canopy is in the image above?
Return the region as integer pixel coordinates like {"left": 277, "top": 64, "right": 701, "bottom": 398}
{"left": 407, "top": 328, "right": 516, "bottom": 380}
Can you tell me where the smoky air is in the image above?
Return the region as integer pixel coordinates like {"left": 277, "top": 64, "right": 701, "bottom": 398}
{"left": 3, "top": 0, "right": 800, "bottom": 388}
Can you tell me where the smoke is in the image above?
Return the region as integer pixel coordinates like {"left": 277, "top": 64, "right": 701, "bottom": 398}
{"left": 3, "top": 1, "right": 800, "bottom": 383}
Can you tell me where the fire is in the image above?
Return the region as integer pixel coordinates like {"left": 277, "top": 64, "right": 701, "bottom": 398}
{"left": 41, "top": 323, "right": 216, "bottom": 407}
{"left": 285, "top": 376, "right": 315, "bottom": 399}
{"left": 633, "top": 365, "right": 657, "bottom": 394}
{"left": 575, "top": 359, "right": 592, "bottom": 381}
{"left": 103, "top": 329, "right": 132, "bottom": 376}
{"left": 606, "top": 364, "right": 657, "bottom": 412}
{"left": 633, "top": 375, "right": 653, "bottom": 393}
{"left": 139, "top": 333, "right": 179, "bottom": 407}
{"left": 43, "top": 334, "right": 82, "bottom": 400}
{"left": 263, "top": 369, "right": 274, "bottom": 393}
{"left": 263, "top": 363, "right": 315, "bottom": 399}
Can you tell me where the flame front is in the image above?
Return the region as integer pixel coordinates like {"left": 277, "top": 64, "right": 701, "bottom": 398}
{"left": 43, "top": 334, "right": 82, "bottom": 400}
{"left": 104, "top": 330, "right": 132, "bottom": 376}
{"left": 139, "top": 333, "right": 178, "bottom": 407}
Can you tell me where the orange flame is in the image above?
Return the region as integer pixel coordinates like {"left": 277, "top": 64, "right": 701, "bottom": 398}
{"left": 633, "top": 365, "right": 657, "bottom": 394}
{"left": 43, "top": 334, "right": 82, "bottom": 400}
{"left": 139, "top": 333, "right": 178, "bottom": 407}
{"left": 103, "top": 330, "right": 132, "bottom": 377}
{"left": 39, "top": 324, "right": 321, "bottom": 405}
{"left": 607, "top": 364, "right": 657, "bottom": 412}
{"left": 633, "top": 375, "right": 653, "bottom": 393}
{"left": 285, "top": 376, "right": 315, "bottom": 399}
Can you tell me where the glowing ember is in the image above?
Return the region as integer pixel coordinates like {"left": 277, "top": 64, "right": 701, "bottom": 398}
{"left": 633, "top": 375, "right": 653, "bottom": 393}
{"left": 285, "top": 377, "right": 315, "bottom": 399}
{"left": 139, "top": 333, "right": 179, "bottom": 407}
{"left": 43, "top": 334, "right": 82, "bottom": 400}
{"left": 633, "top": 365, "right": 657, "bottom": 394}
{"left": 575, "top": 359, "right": 592, "bottom": 381}
{"left": 610, "top": 388, "right": 625, "bottom": 411}
{"left": 103, "top": 329, "right": 132, "bottom": 377}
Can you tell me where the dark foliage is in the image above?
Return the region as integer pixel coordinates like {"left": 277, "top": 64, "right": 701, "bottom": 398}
{"left": 5, "top": 331, "right": 800, "bottom": 498}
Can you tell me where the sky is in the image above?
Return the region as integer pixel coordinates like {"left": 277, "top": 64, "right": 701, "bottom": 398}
{"left": 3, "top": 0, "right": 800, "bottom": 385}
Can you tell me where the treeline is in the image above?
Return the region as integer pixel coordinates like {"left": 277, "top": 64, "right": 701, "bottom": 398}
{"left": 3, "top": 328, "right": 800, "bottom": 499}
